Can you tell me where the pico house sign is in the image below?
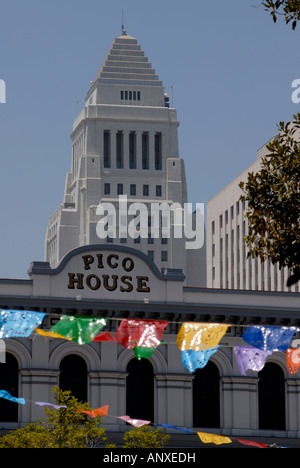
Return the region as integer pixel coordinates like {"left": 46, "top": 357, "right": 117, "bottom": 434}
{"left": 67, "top": 253, "right": 150, "bottom": 294}
{"left": 28, "top": 246, "right": 185, "bottom": 302}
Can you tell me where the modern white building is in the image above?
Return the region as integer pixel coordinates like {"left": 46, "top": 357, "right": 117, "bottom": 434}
{"left": 207, "top": 132, "right": 300, "bottom": 293}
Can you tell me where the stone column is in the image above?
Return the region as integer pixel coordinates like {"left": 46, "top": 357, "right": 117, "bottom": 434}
{"left": 155, "top": 373, "right": 193, "bottom": 429}
{"left": 20, "top": 369, "right": 60, "bottom": 424}
{"left": 286, "top": 378, "right": 300, "bottom": 437}
{"left": 221, "top": 376, "right": 259, "bottom": 436}
{"left": 89, "top": 371, "right": 127, "bottom": 431}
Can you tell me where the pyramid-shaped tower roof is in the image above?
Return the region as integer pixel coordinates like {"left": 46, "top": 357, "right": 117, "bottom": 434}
{"left": 92, "top": 33, "right": 163, "bottom": 87}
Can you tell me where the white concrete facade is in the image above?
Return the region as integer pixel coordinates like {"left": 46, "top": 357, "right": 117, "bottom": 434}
{"left": 45, "top": 33, "right": 206, "bottom": 288}
{"left": 207, "top": 135, "right": 300, "bottom": 292}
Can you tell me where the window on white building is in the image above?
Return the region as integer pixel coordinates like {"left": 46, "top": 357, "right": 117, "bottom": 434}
{"left": 103, "top": 130, "right": 111, "bottom": 168}
{"left": 161, "top": 251, "right": 168, "bottom": 262}
{"left": 156, "top": 185, "right": 162, "bottom": 196}
{"left": 116, "top": 131, "right": 124, "bottom": 168}
{"left": 142, "top": 132, "right": 149, "bottom": 169}
{"left": 129, "top": 132, "right": 136, "bottom": 169}
{"left": 155, "top": 132, "right": 162, "bottom": 170}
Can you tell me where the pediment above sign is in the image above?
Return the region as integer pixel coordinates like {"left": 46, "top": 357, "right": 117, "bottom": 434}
{"left": 28, "top": 245, "right": 185, "bottom": 302}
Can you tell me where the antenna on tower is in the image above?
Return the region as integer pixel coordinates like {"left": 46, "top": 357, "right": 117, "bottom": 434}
{"left": 122, "top": 9, "right": 127, "bottom": 35}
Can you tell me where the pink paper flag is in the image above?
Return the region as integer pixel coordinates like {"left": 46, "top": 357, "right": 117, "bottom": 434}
{"left": 117, "top": 415, "right": 151, "bottom": 427}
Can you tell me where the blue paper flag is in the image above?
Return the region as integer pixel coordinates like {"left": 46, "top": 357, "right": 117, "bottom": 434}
{"left": 242, "top": 326, "right": 298, "bottom": 351}
{"left": 181, "top": 347, "right": 219, "bottom": 373}
{"left": 0, "top": 390, "right": 25, "bottom": 405}
{"left": 0, "top": 310, "right": 46, "bottom": 338}
{"left": 157, "top": 424, "right": 192, "bottom": 433}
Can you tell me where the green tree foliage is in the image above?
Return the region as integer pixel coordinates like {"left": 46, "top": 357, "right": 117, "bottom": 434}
{"left": 262, "top": 0, "right": 300, "bottom": 29}
{"left": 122, "top": 425, "right": 170, "bottom": 448}
{"left": 239, "top": 113, "right": 300, "bottom": 286}
{"left": 0, "top": 387, "right": 109, "bottom": 448}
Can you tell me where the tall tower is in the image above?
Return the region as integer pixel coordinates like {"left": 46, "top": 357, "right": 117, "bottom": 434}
{"left": 45, "top": 32, "right": 206, "bottom": 286}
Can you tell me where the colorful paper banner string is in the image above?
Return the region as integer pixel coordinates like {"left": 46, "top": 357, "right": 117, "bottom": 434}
{"left": 0, "top": 390, "right": 25, "bottom": 405}
{"left": 115, "top": 319, "right": 168, "bottom": 349}
{"left": 0, "top": 310, "right": 46, "bottom": 338}
{"left": 0, "top": 389, "right": 293, "bottom": 448}
{"left": 242, "top": 326, "right": 298, "bottom": 351}
{"left": 234, "top": 346, "right": 272, "bottom": 375}
{"left": 176, "top": 323, "right": 230, "bottom": 351}
{"left": 286, "top": 348, "right": 300, "bottom": 374}
{"left": 49, "top": 316, "right": 108, "bottom": 345}
{"left": 117, "top": 415, "right": 151, "bottom": 427}
{"left": 76, "top": 405, "right": 109, "bottom": 418}
{"left": 197, "top": 432, "right": 232, "bottom": 445}
{"left": 181, "top": 347, "right": 219, "bottom": 373}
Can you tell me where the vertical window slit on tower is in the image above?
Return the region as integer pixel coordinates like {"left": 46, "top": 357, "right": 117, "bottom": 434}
{"left": 116, "top": 131, "right": 124, "bottom": 168}
{"left": 129, "top": 132, "right": 136, "bottom": 169}
{"left": 155, "top": 132, "right": 162, "bottom": 170}
{"left": 103, "top": 130, "right": 111, "bottom": 168}
{"left": 142, "top": 132, "right": 149, "bottom": 169}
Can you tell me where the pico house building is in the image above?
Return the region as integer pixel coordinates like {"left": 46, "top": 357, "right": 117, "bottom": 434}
{"left": 0, "top": 32, "right": 300, "bottom": 444}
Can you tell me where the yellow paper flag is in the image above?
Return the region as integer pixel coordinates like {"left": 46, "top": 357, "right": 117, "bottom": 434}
{"left": 197, "top": 432, "right": 232, "bottom": 445}
{"left": 35, "top": 328, "right": 72, "bottom": 341}
{"left": 176, "top": 323, "right": 230, "bottom": 351}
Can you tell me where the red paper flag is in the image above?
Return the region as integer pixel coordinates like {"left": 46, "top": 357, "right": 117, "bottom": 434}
{"left": 286, "top": 348, "right": 300, "bottom": 374}
{"left": 76, "top": 405, "right": 108, "bottom": 418}
{"left": 93, "top": 331, "right": 115, "bottom": 342}
{"left": 236, "top": 438, "right": 267, "bottom": 448}
{"left": 115, "top": 319, "right": 168, "bottom": 349}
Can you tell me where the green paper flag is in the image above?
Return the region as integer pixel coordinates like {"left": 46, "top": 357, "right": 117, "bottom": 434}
{"left": 133, "top": 346, "right": 156, "bottom": 360}
{"left": 50, "top": 316, "right": 107, "bottom": 345}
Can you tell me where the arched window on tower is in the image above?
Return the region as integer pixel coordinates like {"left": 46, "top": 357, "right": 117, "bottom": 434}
{"left": 126, "top": 358, "right": 154, "bottom": 422}
{"left": 193, "top": 361, "right": 220, "bottom": 428}
{"left": 258, "top": 362, "right": 286, "bottom": 430}
{"left": 59, "top": 354, "right": 87, "bottom": 403}
{"left": 0, "top": 353, "right": 19, "bottom": 422}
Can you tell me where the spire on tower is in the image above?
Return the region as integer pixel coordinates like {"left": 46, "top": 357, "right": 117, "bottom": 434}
{"left": 121, "top": 9, "right": 127, "bottom": 35}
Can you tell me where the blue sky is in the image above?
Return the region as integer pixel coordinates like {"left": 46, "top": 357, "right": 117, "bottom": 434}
{"left": 0, "top": 0, "right": 298, "bottom": 279}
